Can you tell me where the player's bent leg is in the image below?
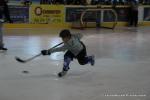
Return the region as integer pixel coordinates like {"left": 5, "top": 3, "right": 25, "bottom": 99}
{"left": 78, "top": 55, "right": 95, "bottom": 66}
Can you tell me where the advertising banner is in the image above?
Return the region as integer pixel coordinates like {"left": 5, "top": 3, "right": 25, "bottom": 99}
{"left": 65, "top": 7, "right": 86, "bottom": 22}
{"left": 116, "top": 8, "right": 130, "bottom": 22}
{"left": 9, "top": 5, "right": 29, "bottom": 23}
{"left": 30, "top": 5, "right": 65, "bottom": 24}
{"left": 66, "top": 7, "right": 130, "bottom": 23}
{"left": 144, "top": 7, "right": 150, "bottom": 21}
{"left": 103, "top": 8, "right": 130, "bottom": 22}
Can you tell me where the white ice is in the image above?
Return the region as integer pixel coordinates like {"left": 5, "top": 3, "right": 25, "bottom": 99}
{"left": 0, "top": 27, "right": 149, "bottom": 100}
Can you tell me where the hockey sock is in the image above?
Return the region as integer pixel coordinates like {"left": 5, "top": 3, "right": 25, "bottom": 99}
{"left": 63, "top": 57, "right": 72, "bottom": 71}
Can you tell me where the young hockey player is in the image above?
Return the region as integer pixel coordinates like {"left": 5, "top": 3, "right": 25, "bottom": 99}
{"left": 41, "top": 29, "right": 95, "bottom": 77}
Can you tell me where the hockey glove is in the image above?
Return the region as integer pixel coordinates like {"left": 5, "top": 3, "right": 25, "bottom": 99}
{"left": 41, "top": 50, "right": 51, "bottom": 55}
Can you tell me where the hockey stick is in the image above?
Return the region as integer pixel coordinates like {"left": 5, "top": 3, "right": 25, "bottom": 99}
{"left": 15, "top": 42, "right": 63, "bottom": 63}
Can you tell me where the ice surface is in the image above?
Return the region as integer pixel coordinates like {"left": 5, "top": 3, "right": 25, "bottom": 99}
{"left": 0, "top": 27, "right": 149, "bottom": 100}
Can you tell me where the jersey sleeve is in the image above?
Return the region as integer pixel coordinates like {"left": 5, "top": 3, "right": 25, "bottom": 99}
{"left": 49, "top": 44, "right": 68, "bottom": 53}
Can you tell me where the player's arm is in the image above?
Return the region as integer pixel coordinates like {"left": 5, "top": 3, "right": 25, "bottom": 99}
{"left": 41, "top": 45, "right": 67, "bottom": 55}
{"left": 50, "top": 45, "right": 67, "bottom": 53}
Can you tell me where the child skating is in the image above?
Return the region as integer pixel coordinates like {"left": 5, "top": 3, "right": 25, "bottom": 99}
{"left": 41, "top": 29, "right": 95, "bottom": 77}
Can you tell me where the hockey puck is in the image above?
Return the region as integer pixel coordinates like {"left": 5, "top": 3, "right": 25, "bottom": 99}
{"left": 22, "top": 70, "right": 29, "bottom": 74}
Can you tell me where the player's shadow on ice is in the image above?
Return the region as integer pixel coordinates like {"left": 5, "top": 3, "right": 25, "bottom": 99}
{"left": 20, "top": 70, "right": 89, "bottom": 79}
{"left": 22, "top": 73, "right": 58, "bottom": 79}
{"left": 0, "top": 73, "right": 58, "bottom": 80}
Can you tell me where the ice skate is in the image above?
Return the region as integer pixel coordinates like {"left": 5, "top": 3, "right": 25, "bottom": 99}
{"left": 0, "top": 47, "right": 7, "bottom": 51}
{"left": 90, "top": 55, "right": 95, "bottom": 66}
{"left": 58, "top": 70, "right": 68, "bottom": 77}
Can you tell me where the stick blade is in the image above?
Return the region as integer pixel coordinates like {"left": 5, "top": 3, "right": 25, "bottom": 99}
{"left": 15, "top": 57, "right": 26, "bottom": 63}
